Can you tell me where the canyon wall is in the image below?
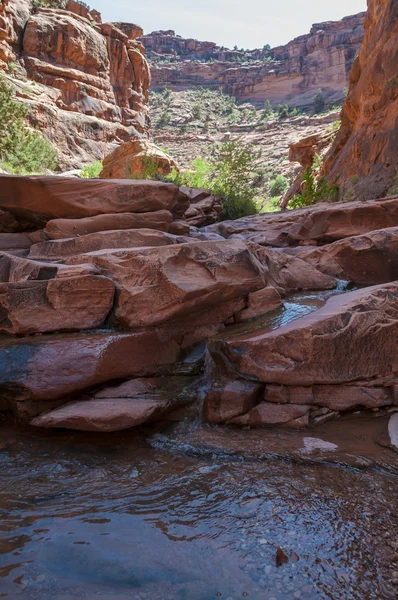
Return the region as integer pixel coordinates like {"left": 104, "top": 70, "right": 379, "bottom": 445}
{"left": 140, "top": 13, "right": 365, "bottom": 109}
{"left": 0, "top": 0, "right": 150, "bottom": 168}
{"left": 323, "top": 0, "right": 398, "bottom": 201}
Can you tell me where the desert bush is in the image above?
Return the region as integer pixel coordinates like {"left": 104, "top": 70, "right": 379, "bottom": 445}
{"left": 167, "top": 139, "right": 260, "bottom": 220}
{"left": 0, "top": 75, "right": 57, "bottom": 174}
{"left": 268, "top": 174, "right": 289, "bottom": 197}
{"left": 81, "top": 161, "right": 102, "bottom": 178}
{"left": 288, "top": 156, "right": 339, "bottom": 209}
{"left": 313, "top": 88, "right": 325, "bottom": 114}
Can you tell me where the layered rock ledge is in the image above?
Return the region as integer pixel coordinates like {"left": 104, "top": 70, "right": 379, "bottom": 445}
{"left": 0, "top": 175, "right": 397, "bottom": 433}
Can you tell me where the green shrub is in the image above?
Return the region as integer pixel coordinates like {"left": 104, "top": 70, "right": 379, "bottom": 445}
{"left": 277, "top": 104, "right": 289, "bottom": 119}
{"left": 288, "top": 158, "right": 339, "bottom": 209}
{"left": 167, "top": 139, "right": 260, "bottom": 220}
{"left": 81, "top": 161, "right": 102, "bottom": 178}
{"left": 313, "top": 88, "right": 325, "bottom": 114}
{"left": 0, "top": 75, "right": 57, "bottom": 174}
{"left": 268, "top": 174, "right": 289, "bottom": 197}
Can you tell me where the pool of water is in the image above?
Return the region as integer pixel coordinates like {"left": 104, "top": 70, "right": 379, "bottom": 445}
{"left": 0, "top": 417, "right": 397, "bottom": 600}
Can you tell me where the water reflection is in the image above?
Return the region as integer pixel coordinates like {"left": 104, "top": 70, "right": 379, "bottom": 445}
{"left": 0, "top": 419, "right": 395, "bottom": 600}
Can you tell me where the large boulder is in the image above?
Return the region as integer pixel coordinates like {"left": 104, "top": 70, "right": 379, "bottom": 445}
{"left": 65, "top": 239, "right": 267, "bottom": 328}
{"left": 0, "top": 328, "right": 187, "bottom": 414}
{"left": 298, "top": 227, "right": 398, "bottom": 284}
{"left": 209, "top": 283, "right": 398, "bottom": 386}
{"left": 100, "top": 139, "right": 178, "bottom": 179}
{"left": 0, "top": 275, "right": 114, "bottom": 335}
{"left": 0, "top": 175, "right": 190, "bottom": 226}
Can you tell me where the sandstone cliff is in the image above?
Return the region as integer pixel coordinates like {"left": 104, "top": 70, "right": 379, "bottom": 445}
{"left": 0, "top": 0, "right": 150, "bottom": 168}
{"left": 140, "top": 14, "right": 365, "bottom": 109}
{"left": 323, "top": 0, "right": 398, "bottom": 201}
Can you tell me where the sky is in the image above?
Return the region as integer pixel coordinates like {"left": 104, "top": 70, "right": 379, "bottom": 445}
{"left": 93, "top": 0, "right": 367, "bottom": 49}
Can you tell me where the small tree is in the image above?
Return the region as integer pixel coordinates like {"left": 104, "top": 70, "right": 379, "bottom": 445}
{"left": 0, "top": 75, "right": 57, "bottom": 174}
{"left": 277, "top": 104, "right": 289, "bottom": 119}
{"left": 263, "top": 100, "right": 273, "bottom": 118}
{"left": 313, "top": 88, "right": 325, "bottom": 114}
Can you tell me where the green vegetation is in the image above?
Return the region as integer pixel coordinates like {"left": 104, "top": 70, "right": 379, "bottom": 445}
{"left": 166, "top": 139, "right": 261, "bottom": 219}
{"left": 81, "top": 161, "right": 102, "bottom": 178}
{"left": 288, "top": 154, "right": 339, "bottom": 209}
{"left": 313, "top": 88, "right": 325, "bottom": 114}
{"left": 0, "top": 75, "right": 57, "bottom": 174}
{"left": 268, "top": 174, "right": 289, "bottom": 197}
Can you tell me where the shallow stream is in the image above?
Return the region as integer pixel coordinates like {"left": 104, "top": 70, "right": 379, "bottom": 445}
{"left": 1, "top": 282, "right": 397, "bottom": 600}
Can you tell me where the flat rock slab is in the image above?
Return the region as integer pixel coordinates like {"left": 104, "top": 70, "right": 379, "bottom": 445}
{"left": 209, "top": 282, "right": 398, "bottom": 386}
{"left": 0, "top": 329, "right": 185, "bottom": 412}
{"left": 0, "top": 275, "right": 114, "bottom": 335}
{"left": 44, "top": 210, "right": 174, "bottom": 239}
{"left": 0, "top": 176, "right": 190, "bottom": 226}
{"left": 32, "top": 375, "right": 199, "bottom": 432}
{"left": 66, "top": 239, "right": 266, "bottom": 328}
{"left": 29, "top": 228, "right": 188, "bottom": 260}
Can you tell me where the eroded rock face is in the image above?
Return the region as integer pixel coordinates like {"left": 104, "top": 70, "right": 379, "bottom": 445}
{"left": 1, "top": 172, "right": 397, "bottom": 433}
{"left": 323, "top": 0, "right": 398, "bottom": 200}
{"left": 43, "top": 210, "right": 174, "bottom": 239}
{"left": 140, "top": 14, "right": 365, "bottom": 109}
{"left": 1, "top": 2, "right": 151, "bottom": 168}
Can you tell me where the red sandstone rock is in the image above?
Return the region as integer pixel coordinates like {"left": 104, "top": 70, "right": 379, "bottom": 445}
{"left": 203, "top": 380, "right": 263, "bottom": 424}
{"left": 181, "top": 187, "right": 222, "bottom": 227}
{"left": 100, "top": 140, "right": 178, "bottom": 179}
{"left": 14, "top": 6, "right": 151, "bottom": 167}
{"left": 209, "top": 283, "right": 398, "bottom": 386}
{"left": 323, "top": 0, "right": 398, "bottom": 201}
{"left": 0, "top": 233, "right": 32, "bottom": 254}
{"left": 264, "top": 384, "right": 393, "bottom": 411}
{"left": 44, "top": 210, "right": 174, "bottom": 239}
{"left": 235, "top": 286, "right": 282, "bottom": 322}
{"left": 0, "top": 329, "right": 186, "bottom": 412}
{"left": 141, "top": 14, "right": 364, "bottom": 110}
{"left": 0, "top": 275, "right": 114, "bottom": 335}
{"left": 0, "top": 252, "right": 100, "bottom": 283}
{"left": 206, "top": 196, "right": 398, "bottom": 247}
{"left": 228, "top": 402, "right": 312, "bottom": 426}
{"left": 250, "top": 245, "right": 336, "bottom": 292}
{"left": 0, "top": 209, "right": 21, "bottom": 233}
{"left": 32, "top": 375, "right": 198, "bottom": 432}
{"left": 298, "top": 227, "right": 398, "bottom": 285}
{"left": 29, "top": 228, "right": 188, "bottom": 261}
{"left": 66, "top": 239, "right": 266, "bottom": 328}
{"left": 0, "top": 176, "right": 190, "bottom": 225}
{"left": 168, "top": 221, "right": 191, "bottom": 236}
